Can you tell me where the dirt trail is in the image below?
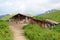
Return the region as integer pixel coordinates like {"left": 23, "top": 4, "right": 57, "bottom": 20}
{"left": 9, "top": 23, "right": 27, "bottom": 40}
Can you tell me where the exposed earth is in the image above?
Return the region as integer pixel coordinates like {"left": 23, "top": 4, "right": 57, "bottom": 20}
{"left": 9, "top": 23, "right": 27, "bottom": 40}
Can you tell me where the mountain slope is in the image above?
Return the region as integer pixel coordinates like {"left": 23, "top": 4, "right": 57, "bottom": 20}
{"left": 0, "top": 14, "right": 10, "bottom": 19}
{"left": 34, "top": 10, "right": 60, "bottom": 22}
{"left": 1, "top": 14, "right": 16, "bottom": 21}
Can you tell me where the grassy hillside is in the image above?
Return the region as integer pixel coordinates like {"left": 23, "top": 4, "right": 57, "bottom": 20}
{"left": 0, "top": 14, "right": 10, "bottom": 19}
{"left": 23, "top": 24, "right": 60, "bottom": 40}
{"left": 23, "top": 10, "right": 60, "bottom": 40}
{"left": 34, "top": 10, "right": 60, "bottom": 22}
{"left": 0, "top": 20, "right": 13, "bottom": 40}
{"left": 1, "top": 14, "right": 16, "bottom": 21}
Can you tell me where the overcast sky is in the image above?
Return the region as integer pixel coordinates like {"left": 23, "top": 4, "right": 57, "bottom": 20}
{"left": 0, "top": 0, "right": 60, "bottom": 15}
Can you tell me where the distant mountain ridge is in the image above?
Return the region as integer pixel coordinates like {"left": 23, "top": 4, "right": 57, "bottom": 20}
{"left": 0, "top": 14, "right": 10, "bottom": 19}
{"left": 37, "top": 9, "right": 58, "bottom": 16}
{"left": 34, "top": 10, "right": 60, "bottom": 22}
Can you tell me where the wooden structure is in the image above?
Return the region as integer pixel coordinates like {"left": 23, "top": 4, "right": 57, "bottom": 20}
{"left": 8, "top": 13, "right": 60, "bottom": 28}
{"left": 43, "top": 19, "right": 60, "bottom": 28}
{"left": 8, "top": 13, "right": 32, "bottom": 24}
{"left": 30, "top": 19, "right": 60, "bottom": 28}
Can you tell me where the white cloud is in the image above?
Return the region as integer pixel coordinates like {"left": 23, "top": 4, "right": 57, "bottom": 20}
{"left": 0, "top": 2, "right": 13, "bottom": 7}
{"left": 0, "top": 0, "right": 60, "bottom": 15}
{"left": 52, "top": 3, "right": 60, "bottom": 9}
{"left": 29, "top": 0, "right": 49, "bottom": 4}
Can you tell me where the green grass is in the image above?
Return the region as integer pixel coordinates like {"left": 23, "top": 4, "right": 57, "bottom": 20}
{"left": 34, "top": 10, "right": 60, "bottom": 22}
{"left": 1, "top": 14, "right": 16, "bottom": 21}
{"left": 23, "top": 24, "right": 60, "bottom": 40}
{"left": 0, "top": 20, "right": 13, "bottom": 40}
{"left": 53, "top": 25, "right": 60, "bottom": 32}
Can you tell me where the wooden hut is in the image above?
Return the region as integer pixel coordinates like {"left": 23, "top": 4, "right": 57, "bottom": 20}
{"left": 43, "top": 19, "right": 60, "bottom": 28}
{"left": 30, "top": 19, "right": 60, "bottom": 28}
{"left": 7, "top": 13, "right": 60, "bottom": 28}
{"left": 8, "top": 13, "right": 33, "bottom": 24}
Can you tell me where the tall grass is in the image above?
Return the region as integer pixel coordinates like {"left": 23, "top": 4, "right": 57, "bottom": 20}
{"left": 0, "top": 20, "right": 13, "bottom": 40}
{"left": 23, "top": 24, "right": 60, "bottom": 40}
{"left": 53, "top": 25, "right": 60, "bottom": 32}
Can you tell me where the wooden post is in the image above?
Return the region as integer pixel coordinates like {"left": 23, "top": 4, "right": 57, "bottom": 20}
{"left": 25, "top": 17, "right": 28, "bottom": 23}
{"left": 18, "top": 15, "right": 20, "bottom": 24}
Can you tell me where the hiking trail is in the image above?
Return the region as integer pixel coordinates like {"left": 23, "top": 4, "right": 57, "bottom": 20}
{"left": 9, "top": 23, "right": 27, "bottom": 40}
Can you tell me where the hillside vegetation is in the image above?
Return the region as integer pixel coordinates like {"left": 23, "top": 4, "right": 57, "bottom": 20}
{"left": 23, "top": 10, "right": 60, "bottom": 40}
{"left": 1, "top": 14, "right": 16, "bottom": 21}
{"left": 34, "top": 10, "right": 60, "bottom": 22}
{"left": 23, "top": 24, "right": 60, "bottom": 40}
{"left": 0, "top": 20, "right": 13, "bottom": 40}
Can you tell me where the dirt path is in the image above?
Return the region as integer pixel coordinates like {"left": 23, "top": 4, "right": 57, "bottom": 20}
{"left": 9, "top": 23, "right": 27, "bottom": 40}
